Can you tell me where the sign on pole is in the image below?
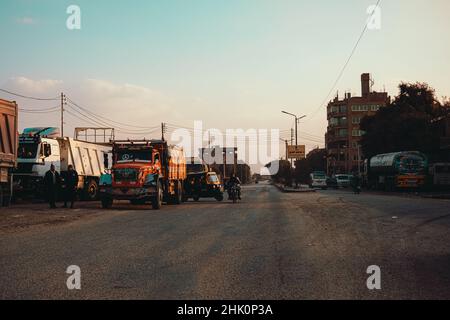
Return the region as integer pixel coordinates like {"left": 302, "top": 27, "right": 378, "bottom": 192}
{"left": 287, "top": 145, "right": 306, "bottom": 159}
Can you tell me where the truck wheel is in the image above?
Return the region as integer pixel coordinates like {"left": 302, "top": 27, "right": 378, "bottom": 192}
{"left": 152, "top": 182, "right": 163, "bottom": 210}
{"left": 101, "top": 197, "right": 113, "bottom": 209}
{"left": 84, "top": 179, "right": 99, "bottom": 201}
{"left": 193, "top": 194, "right": 200, "bottom": 202}
{"left": 215, "top": 193, "right": 224, "bottom": 202}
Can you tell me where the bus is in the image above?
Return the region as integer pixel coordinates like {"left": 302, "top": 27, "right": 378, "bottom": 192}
{"left": 365, "top": 151, "right": 428, "bottom": 190}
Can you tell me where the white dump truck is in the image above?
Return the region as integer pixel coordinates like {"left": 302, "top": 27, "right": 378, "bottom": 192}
{"left": 14, "top": 127, "right": 112, "bottom": 200}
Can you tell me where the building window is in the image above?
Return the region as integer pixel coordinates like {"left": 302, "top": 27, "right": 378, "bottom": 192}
{"left": 351, "top": 105, "right": 370, "bottom": 112}
{"left": 338, "top": 129, "right": 348, "bottom": 137}
{"left": 352, "top": 141, "right": 359, "bottom": 148}
{"left": 340, "top": 106, "right": 347, "bottom": 113}
{"left": 352, "top": 129, "right": 366, "bottom": 137}
{"left": 352, "top": 116, "right": 361, "bottom": 124}
{"left": 371, "top": 105, "right": 381, "bottom": 111}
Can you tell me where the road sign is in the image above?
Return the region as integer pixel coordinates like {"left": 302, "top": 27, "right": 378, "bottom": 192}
{"left": 287, "top": 145, "right": 306, "bottom": 159}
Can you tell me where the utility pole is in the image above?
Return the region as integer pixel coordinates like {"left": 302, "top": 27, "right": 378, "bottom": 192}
{"left": 60, "top": 92, "right": 65, "bottom": 137}
{"left": 280, "top": 138, "right": 288, "bottom": 160}
{"left": 161, "top": 122, "right": 166, "bottom": 141}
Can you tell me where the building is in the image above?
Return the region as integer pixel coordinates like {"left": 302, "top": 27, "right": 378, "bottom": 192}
{"left": 325, "top": 73, "right": 390, "bottom": 174}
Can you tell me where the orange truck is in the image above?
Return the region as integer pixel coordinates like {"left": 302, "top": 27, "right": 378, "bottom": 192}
{"left": 99, "top": 139, "right": 186, "bottom": 209}
{"left": 0, "top": 99, "right": 18, "bottom": 207}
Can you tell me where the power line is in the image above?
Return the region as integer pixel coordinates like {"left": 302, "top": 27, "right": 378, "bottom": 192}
{"left": 0, "top": 88, "right": 59, "bottom": 101}
{"left": 66, "top": 97, "right": 160, "bottom": 130}
{"left": 308, "top": 0, "right": 382, "bottom": 120}
{"left": 65, "top": 108, "right": 159, "bottom": 136}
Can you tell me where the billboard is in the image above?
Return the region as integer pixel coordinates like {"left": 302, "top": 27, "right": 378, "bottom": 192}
{"left": 287, "top": 145, "right": 306, "bottom": 159}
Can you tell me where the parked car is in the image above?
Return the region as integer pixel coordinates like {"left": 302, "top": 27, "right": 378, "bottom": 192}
{"left": 309, "top": 171, "right": 328, "bottom": 189}
{"left": 335, "top": 174, "right": 352, "bottom": 188}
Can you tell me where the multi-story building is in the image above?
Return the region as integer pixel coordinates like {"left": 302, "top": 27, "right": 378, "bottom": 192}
{"left": 325, "top": 73, "right": 390, "bottom": 175}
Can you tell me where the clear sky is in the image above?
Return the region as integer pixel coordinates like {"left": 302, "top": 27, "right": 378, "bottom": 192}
{"left": 1, "top": 0, "right": 449, "bottom": 163}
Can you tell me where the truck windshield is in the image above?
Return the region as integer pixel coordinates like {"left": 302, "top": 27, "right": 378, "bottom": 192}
{"left": 313, "top": 173, "right": 326, "bottom": 179}
{"left": 116, "top": 149, "right": 152, "bottom": 162}
{"left": 399, "top": 156, "right": 426, "bottom": 174}
{"left": 208, "top": 174, "right": 219, "bottom": 183}
{"left": 18, "top": 143, "right": 38, "bottom": 159}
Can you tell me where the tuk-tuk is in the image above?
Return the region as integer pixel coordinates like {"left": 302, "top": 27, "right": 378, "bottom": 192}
{"left": 184, "top": 171, "right": 224, "bottom": 202}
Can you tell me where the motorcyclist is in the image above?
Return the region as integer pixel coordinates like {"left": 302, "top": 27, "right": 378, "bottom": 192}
{"left": 227, "top": 173, "right": 242, "bottom": 200}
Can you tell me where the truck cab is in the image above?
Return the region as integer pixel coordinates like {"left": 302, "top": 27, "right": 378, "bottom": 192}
{"left": 14, "top": 133, "right": 61, "bottom": 196}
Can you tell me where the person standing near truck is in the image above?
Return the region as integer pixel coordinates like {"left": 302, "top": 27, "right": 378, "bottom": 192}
{"left": 44, "top": 164, "right": 61, "bottom": 209}
{"left": 62, "top": 165, "right": 79, "bottom": 209}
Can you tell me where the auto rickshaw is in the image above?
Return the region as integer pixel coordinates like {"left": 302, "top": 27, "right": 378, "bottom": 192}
{"left": 184, "top": 171, "right": 224, "bottom": 202}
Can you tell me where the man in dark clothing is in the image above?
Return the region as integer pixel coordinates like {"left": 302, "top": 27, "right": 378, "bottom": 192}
{"left": 62, "top": 165, "right": 79, "bottom": 208}
{"left": 44, "top": 164, "right": 61, "bottom": 209}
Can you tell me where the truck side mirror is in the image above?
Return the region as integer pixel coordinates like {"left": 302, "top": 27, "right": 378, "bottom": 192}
{"left": 104, "top": 153, "right": 109, "bottom": 169}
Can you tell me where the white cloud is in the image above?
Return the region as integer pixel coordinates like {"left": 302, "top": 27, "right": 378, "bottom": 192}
{"left": 16, "top": 17, "right": 36, "bottom": 25}
{"left": 5, "top": 76, "right": 63, "bottom": 94}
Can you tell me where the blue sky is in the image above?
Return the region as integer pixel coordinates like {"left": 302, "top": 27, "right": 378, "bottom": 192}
{"left": 1, "top": 0, "right": 449, "bottom": 154}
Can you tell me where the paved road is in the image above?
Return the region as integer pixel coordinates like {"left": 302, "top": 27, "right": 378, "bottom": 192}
{"left": 1, "top": 182, "right": 450, "bottom": 299}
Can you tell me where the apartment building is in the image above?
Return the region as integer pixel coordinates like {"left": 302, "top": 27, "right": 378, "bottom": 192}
{"left": 325, "top": 73, "right": 390, "bottom": 175}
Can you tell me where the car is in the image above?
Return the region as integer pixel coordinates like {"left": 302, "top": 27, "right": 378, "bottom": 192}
{"left": 335, "top": 174, "right": 352, "bottom": 188}
{"left": 309, "top": 171, "right": 328, "bottom": 190}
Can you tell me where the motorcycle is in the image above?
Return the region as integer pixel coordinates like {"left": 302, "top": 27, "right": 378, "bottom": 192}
{"left": 229, "top": 184, "right": 239, "bottom": 203}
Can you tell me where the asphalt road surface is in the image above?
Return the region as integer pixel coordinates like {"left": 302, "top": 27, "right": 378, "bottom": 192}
{"left": 1, "top": 181, "right": 450, "bottom": 299}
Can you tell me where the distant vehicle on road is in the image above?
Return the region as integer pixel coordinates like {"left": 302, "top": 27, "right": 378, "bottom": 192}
{"left": 309, "top": 171, "right": 327, "bottom": 189}
{"left": 0, "top": 99, "right": 18, "bottom": 207}
{"left": 365, "top": 151, "right": 428, "bottom": 190}
{"left": 229, "top": 184, "right": 239, "bottom": 203}
{"left": 184, "top": 171, "right": 224, "bottom": 202}
{"left": 335, "top": 174, "right": 352, "bottom": 188}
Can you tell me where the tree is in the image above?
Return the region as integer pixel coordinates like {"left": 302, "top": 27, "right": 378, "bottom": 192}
{"left": 294, "top": 148, "right": 327, "bottom": 184}
{"left": 360, "top": 82, "right": 447, "bottom": 161}
{"left": 265, "top": 160, "right": 292, "bottom": 185}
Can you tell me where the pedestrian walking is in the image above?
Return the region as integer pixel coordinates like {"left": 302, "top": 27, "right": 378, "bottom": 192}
{"left": 44, "top": 164, "right": 61, "bottom": 209}
{"left": 62, "top": 165, "right": 79, "bottom": 209}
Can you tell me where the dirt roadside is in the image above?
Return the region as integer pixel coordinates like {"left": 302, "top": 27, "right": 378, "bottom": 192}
{"left": 0, "top": 201, "right": 106, "bottom": 234}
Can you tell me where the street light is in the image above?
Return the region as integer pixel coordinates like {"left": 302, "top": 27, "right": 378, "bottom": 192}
{"left": 282, "top": 111, "right": 306, "bottom": 146}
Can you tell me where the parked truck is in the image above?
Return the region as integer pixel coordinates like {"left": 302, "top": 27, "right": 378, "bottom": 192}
{"left": 0, "top": 99, "right": 18, "bottom": 207}
{"left": 14, "top": 127, "right": 112, "bottom": 200}
{"left": 364, "top": 151, "right": 428, "bottom": 190}
{"left": 99, "top": 139, "right": 186, "bottom": 209}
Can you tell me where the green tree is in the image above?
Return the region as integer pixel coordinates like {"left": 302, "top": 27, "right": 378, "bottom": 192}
{"left": 360, "top": 82, "right": 447, "bottom": 160}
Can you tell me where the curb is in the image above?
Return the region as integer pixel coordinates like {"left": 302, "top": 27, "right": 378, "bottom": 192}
{"left": 273, "top": 184, "right": 316, "bottom": 193}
